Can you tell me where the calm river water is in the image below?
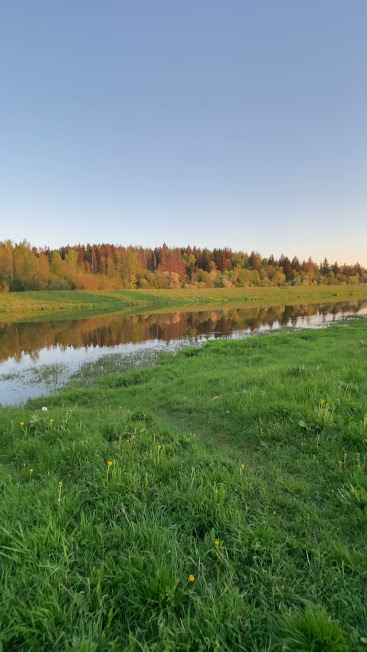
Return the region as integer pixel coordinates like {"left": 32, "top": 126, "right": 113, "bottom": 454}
{"left": 1, "top": 299, "right": 366, "bottom": 405}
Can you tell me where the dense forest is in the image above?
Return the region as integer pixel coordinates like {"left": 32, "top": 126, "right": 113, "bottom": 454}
{"left": 0, "top": 240, "right": 366, "bottom": 292}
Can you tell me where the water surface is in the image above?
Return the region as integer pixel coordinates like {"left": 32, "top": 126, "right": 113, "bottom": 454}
{"left": 1, "top": 299, "right": 366, "bottom": 405}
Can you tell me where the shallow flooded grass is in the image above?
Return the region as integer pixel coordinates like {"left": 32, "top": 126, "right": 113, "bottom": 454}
{"left": 71, "top": 349, "right": 164, "bottom": 386}
{"left": 1, "top": 320, "right": 367, "bottom": 650}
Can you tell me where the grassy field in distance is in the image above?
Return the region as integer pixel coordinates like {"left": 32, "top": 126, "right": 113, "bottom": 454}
{"left": 1, "top": 319, "right": 367, "bottom": 650}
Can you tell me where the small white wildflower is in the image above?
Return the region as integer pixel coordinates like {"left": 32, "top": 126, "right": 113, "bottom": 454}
{"left": 42, "top": 407, "right": 48, "bottom": 412}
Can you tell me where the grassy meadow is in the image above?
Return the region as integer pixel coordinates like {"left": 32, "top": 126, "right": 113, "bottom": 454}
{"left": 1, "top": 319, "right": 367, "bottom": 650}
{"left": 1, "top": 285, "right": 367, "bottom": 321}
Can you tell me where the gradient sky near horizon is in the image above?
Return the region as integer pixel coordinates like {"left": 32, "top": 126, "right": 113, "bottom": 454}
{"left": 1, "top": 1, "right": 366, "bottom": 264}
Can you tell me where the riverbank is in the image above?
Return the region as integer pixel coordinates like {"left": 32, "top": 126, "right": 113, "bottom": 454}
{"left": 1, "top": 319, "right": 366, "bottom": 650}
{"left": 1, "top": 285, "right": 367, "bottom": 322}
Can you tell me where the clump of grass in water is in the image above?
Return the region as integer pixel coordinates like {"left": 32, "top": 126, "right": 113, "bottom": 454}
{"left": 1, "top": 363, "right": 68, "bottom": 389}
{"left": 70, "top": 349, "right": 163, "bottom": 387}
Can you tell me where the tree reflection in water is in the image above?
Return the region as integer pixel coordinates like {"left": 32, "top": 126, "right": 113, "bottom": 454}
{"left": 0, "top": 300, "right": 366, "bottom": 364}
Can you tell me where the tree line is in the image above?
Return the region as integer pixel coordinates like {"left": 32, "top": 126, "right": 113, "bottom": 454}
{"left": 0, "top": 240, "right": 366, "bottom": 292}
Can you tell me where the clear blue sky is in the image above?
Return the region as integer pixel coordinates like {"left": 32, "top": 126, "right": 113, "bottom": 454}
{"left": 1, "top": 0, "right": 366, "bottom": 264}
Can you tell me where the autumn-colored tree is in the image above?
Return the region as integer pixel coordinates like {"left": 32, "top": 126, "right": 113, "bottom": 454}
{"left": 248, "top": 251, "right": 261, "bottom": 271}
{"left": 0, "top": 240, "right": 15, "bottom": 286}
{"left": 278, "top": 255, "right": 293, "bottom": 282}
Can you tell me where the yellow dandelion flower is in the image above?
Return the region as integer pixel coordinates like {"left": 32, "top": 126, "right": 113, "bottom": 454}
{"left": 20, "top": 422, "right": 24, "bottom": 426}
{"left": 189, "top": 574, "right": 195, "bottom": 582}
{"left": 158, "top": 445, "right": 162, "bottom": 449}
{"left": 50, "top": 419, "right": 54, "bottom": 423}
{"left": 240, "top": 464, "right": 244, "bottom": 468}
{"left": 320, "top": 399, "right": 325, "bottom": 404}
{"left": 107, "top": 461, "right": 113, "bottom": 466}
{"left": 59, "top": 481, "right": 63, "bottom": 486}
{"left": 29, "top": 468, "right": 33, "bottom": 473}
{"left": 214, "top": 540, "right": 219, "bottom": 546}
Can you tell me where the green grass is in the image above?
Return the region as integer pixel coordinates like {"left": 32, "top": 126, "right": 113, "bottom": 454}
{"left": 1, "top": 319, "right": 367, "bottom": 650}
{"left": 1, "top": 285, "right": 367, "bottom": 322}
{"left": 0, "top": 290, "right": 132, "bottom": 320}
